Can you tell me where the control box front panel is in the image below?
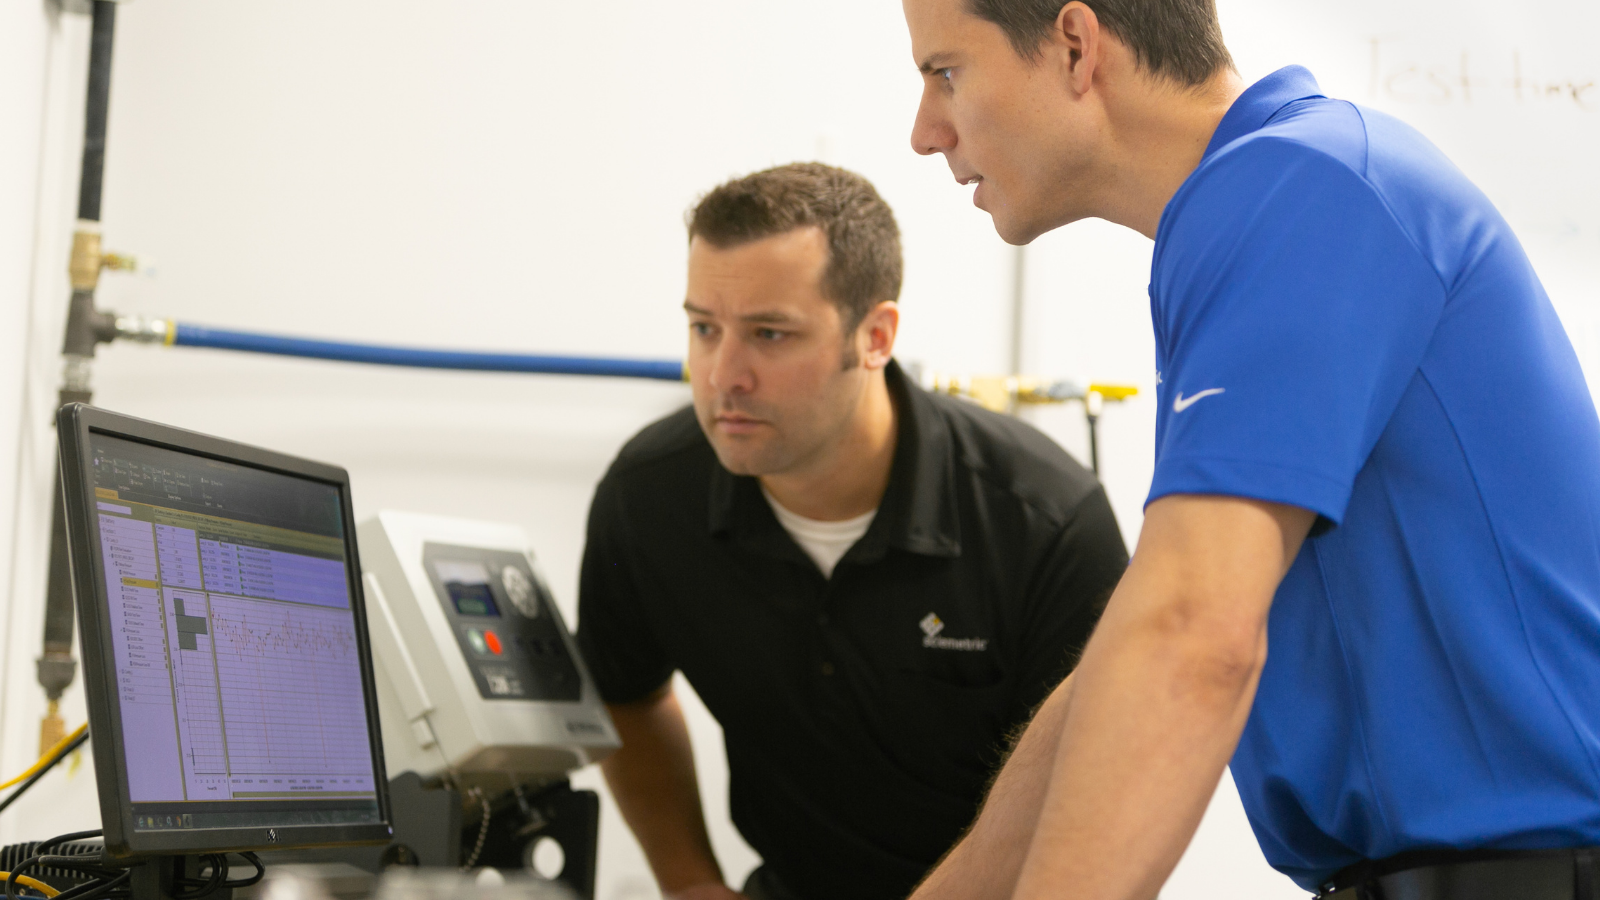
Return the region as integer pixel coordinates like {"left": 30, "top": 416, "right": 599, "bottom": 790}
{"left": 421, "top": 542, "right": 581, "bottom": 702}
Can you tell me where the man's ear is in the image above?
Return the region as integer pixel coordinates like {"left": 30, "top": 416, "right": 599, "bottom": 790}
{"left": 858, "top": 301, "right": 900, "bottom": 370}
{"left": 1052, "top": 1, "right": 1103, "bottom": 96}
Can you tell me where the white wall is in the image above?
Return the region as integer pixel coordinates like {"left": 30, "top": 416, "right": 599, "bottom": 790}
{"left": 0, "top": 0, "right": 99, "bottom": 847}
{"left": 0, "top": 0, "right": 1593, "bottom": 898}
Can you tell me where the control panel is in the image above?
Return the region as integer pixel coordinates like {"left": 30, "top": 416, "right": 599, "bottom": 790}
{"left": 423, "top": 543, "right": 581, "bottom": 702}
{"left": 358, "top": 511, "right": 618, "bottom": 788}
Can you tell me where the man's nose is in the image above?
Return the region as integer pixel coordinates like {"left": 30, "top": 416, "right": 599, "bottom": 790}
{"left": 911, "top": 90, "right": 954, "bottom": 157}
{"left": 707, "top": 338, "right": 754, "bottom": 394}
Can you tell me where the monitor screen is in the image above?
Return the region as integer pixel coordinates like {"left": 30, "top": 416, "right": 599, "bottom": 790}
{"left": 84, "top": 432, "right": 384, "bottom": 837}
{"left": 434, "top": 560, "right": 501, "bottom": 618}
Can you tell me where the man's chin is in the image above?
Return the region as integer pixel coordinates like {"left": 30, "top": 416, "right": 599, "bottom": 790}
{"left": 707, "top": 441, "right": 772, "bottom": 478}
{"left": 991, "top": 209, "right": 1046, "bottom": 246}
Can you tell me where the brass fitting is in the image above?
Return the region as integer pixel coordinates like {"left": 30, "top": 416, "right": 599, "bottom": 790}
{"left": 68, "top": 224, "right": 142, "bottom": 291}
{"left": 39, "top": 700, "right": 65, "bottom": 757}
{"left": 68, "top": 229, "right": 103, "bottom": 291}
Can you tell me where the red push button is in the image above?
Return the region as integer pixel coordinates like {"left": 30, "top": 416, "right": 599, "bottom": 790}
{"left": 483, "top": 630, "right": 503, "bottom": 655}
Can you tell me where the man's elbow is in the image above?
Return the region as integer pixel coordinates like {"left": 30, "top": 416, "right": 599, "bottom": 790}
{"left": 1141, "top": 592, "right": 1270, "bottom": 705}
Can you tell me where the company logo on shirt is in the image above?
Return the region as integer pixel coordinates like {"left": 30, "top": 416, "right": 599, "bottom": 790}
{"left": 919, "top": 612, "right": 989, "bottom": 652}
{"left": 1173, "top": 387, "right": 1225, "bottom": 413}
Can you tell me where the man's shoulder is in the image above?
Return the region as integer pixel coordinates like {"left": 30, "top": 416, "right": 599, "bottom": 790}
{"left": 604, "top": 405, "right": 714, "bottom": 484}
{"left": 1238, "top": 98, "right": 1481, "bottom": 214}
{"left": 918, "top": 389, "right": 1102, "bottom": 528}
{"left": 1230, "top": 95, "right": 1369, "bottom": 174}
{"left": 1171, "top": 96, "right": 1503, "bottom": 296}
{"left": 1181, "top": 105, "right": 1374, "bottom": 222}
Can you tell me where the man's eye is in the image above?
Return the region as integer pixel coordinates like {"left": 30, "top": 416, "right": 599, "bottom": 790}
{"left": 690, "top": 322, "right": 715, "bottom": 337}
{"left": 755, "top": 328, "right": 787, "bottom": 342}
{"left": 938, "top": 67, "right": 953, "bottom": 82}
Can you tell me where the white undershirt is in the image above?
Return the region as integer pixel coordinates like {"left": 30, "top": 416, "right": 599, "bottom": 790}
{"left": 762, "top": 487, "right": 877, "bottom": 579}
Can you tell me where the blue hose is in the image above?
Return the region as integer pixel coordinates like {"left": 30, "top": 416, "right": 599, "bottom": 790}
{"left": 171, "top": 323, "right": 686, "bottom": 382}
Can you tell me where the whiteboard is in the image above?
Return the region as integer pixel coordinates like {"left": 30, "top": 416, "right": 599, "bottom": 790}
{"left": 1224, "top": 0, "right": 1600, "bottom": 380}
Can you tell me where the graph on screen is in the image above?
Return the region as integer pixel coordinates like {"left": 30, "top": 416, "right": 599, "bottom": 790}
{"left": 209, "top": 595, "right": 373, "bottom": 789}
{"left": 96, "top": 475, "right": 378, "bottom": 803}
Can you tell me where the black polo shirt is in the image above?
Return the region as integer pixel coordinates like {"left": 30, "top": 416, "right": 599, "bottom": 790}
{"left": 576, "top": 361, "right": 1128, "bottom": 900}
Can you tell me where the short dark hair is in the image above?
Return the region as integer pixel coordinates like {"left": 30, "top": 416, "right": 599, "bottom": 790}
{"left": 687, "top": 163, "right": 903, "bottom": 333}
{"left": 967, "top": 0, "right": 1233, "bottom": 87}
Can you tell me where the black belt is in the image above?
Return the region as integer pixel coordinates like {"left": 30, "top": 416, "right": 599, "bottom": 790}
{"left": 1318, "top": 847, "right": 1599, "bottom": 900}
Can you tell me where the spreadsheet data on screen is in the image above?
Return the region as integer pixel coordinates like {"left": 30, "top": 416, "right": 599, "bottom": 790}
{"left": 90, "top": 436, "right": 378, "bottom": 804}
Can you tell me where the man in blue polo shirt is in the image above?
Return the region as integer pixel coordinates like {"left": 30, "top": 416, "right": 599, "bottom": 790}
{"left": 896, "top": 0, "right": 1600, "bottom": 898}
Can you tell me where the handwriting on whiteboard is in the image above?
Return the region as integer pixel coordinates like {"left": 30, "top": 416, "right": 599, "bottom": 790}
{"left": 1368, "top": 39, "right": 1594, "bottom": 109}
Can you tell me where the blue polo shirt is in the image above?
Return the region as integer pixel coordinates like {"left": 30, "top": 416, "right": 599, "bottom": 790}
{"left": 1148, "top": 66, "right": 1600, "bottom": 889}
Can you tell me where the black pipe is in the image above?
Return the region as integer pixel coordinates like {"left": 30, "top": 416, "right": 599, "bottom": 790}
{"left": 1087, "top": 414, "right": 1101, "bottom": 477}
{"left": 38, "top": 0, "right": 119, "bottom": 714}
{"left": 76, "top": 1, "right": 116, "bottom": 222}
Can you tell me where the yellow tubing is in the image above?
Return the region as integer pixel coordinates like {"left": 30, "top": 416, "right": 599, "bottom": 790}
{"left": 0, "top": 872, "right": 61, "bottom": 897}
{"left": 0, "top": 723, "right": 87, "bottom": 791}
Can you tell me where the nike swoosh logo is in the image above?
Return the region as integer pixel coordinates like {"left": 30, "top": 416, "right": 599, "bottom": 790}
{"left": 1173, "top": 388, "right": 1225, "bottom": 413}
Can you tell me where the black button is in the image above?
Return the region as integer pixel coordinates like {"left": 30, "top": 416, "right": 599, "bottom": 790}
{"left": 820, "top": 662, "right": 835, "bottom": 676}
{"left": 816, "top": 613, "right": 829, "bottom": 626}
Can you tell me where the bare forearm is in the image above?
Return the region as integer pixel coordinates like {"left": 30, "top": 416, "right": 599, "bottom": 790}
{"left": 602, "top": 685, "right": 724, "bottom": 892}
{"left": 1013, "top": 602, "right": 1262, "bottom": 900}
{"left": 912, "top": 675, "right": 1075, "bottom": 900}
{"left": 1009, "top": 496, "right": 1309, "bottom": 900}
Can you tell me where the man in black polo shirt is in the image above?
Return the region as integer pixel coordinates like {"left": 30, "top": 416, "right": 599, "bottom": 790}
{"left": 576, "top": 163, "right": 1127, "bottom": 900}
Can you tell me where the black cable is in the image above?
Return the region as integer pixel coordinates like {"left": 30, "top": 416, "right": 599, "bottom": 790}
{"left": 222, "top": 853, "right": 264, "bottom": 889}
{"left": 51, "top": 870, "right": 129, "bottom": 900}
{"left": 35, "top": 856, "right": 119, "bottom": 881}
{"left": 0, "top": 732, "right": 90, "bottom": 817}
{"left": 32, "top": 831, "right": 100, "bottom": 854}
{"left": 5, "top": 828, "right": 261, "bottom": 900}
{"left": 6, "top": 856, "right": 41, "bottom": 900}
{"left": 166, "top": 851, "right": 264, "bottom": 900}
{"left": 5, "top": 829, "right": 104, "bottom": 900}
{"left": 170, "top": 854, "right": 225, "bottom": 900}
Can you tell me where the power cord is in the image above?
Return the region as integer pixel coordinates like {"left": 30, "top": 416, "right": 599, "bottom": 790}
{"left": 0, "top": 732, "right": 90, "bottom": 817}
{"left": 5, "top": 831, "right": 112, "bottom": 900}
{"left": 4, "top": 829, "right": 260, "bottom": 900}
{"left": 0, "top": 727, "right": 88, "bottom": 792}
{"left": 45, "top": 871, "right": 127, "bottom": 900}
{"left": 170, "top": 852, "right": 263, "bottom": 899}
{"left": 0, "top": 872, "right": 56, "bottom": 898}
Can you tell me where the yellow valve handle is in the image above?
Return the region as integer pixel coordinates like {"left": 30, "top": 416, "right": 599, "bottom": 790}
{"left": 1087, "top": 383, "right": 1139, "bottom": 401}
{"left": 0, "top": 872, "right": 61, "bottom": 897}
{"left": 101, "top": 252, "right": 140, "bottom": 272}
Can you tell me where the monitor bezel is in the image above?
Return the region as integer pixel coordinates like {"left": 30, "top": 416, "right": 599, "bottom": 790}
{"left": 57, "top": 403, "right": 393, "bottom": 859}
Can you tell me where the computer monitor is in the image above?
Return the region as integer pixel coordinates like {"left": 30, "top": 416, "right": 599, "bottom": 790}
{"left": 57, "top": 404, "right": 392, "bottom": 858}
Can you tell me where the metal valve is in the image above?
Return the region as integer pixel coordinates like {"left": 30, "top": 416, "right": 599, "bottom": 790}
{"left": 909, "top": 364, "right": 1139, "bottom": 476}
